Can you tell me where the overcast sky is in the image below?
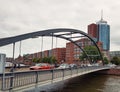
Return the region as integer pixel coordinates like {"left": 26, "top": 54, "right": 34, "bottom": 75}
{"left": 0, "top": 0, "right": 120, "bottom": 57}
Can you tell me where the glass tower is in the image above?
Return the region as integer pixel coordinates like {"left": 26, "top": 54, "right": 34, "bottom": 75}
{"left": 97, "top": 19, "right": 110, "bottom": 51}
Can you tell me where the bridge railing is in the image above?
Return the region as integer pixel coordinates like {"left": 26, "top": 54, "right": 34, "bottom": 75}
{"left": 0, "top": 66, "right": 109, "bottom": 91}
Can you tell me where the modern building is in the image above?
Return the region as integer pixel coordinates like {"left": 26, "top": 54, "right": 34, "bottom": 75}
{"left": 88, "top": 16, "right": 110, "bottom": 51}
{"left": 87, "top": 15, "right": 110, "bottom": 59}
{"left": 96, "top": 18, "right": 110, "bottom": 51}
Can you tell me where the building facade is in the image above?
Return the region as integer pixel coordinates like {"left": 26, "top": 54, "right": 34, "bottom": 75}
{"left": 66, "top": 38, "right": 93, "bottom": 63}
{"left": 88, "top": 18, "right": 110, "bottom": 51}
{"left": 52, "top": 48, "right": 66, "bottom": 63}
{"left": 66, "top": 42, "right": 74, "bottom": 64}
{"left": 88, "top": 23, "right": 98, "bottom": 41}
{"left": 97, "top": 19, "right": 110, "bottom": 51}
{"left": 21, "top": 48, "right": 66, "bottom": 64}
{"left": 88, "top": 17, "right": 110, "bottom": 59}
{"left": 110, "top": 51, "right": 120, "bottom": 59}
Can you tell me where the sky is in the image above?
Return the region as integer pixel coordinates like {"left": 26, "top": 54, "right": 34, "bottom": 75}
{"left": 0, "top": 0, "right": 120, "bottom": 57}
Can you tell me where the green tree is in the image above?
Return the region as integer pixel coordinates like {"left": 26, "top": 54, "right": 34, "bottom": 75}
{"left": 103, "top": 57, "right": 109, "bottom": 64}
{"left": 50, "top": 56, "right": 57, "bottom": 64}
{"left": 40, "top": 56, "right": 57, "bottom": 64}
{"left": 111, "top": 56, "right": 120, "bottom": 65}
{"left": 41, "top": 57, "right": 49, "bottom": 63}
{"left": 32, "top": 58, "right": 40, "bottom": 63}
{"left": 79, "top": 46, "right": 101, "bottom": 63}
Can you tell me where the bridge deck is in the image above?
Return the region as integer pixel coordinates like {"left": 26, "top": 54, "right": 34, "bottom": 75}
{"left": 0, "top": 66, "right": 110, "bottom": 92}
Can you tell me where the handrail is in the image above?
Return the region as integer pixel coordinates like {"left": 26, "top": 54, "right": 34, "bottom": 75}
{"left": 0, "top": 66, "right": 110, "bottom": 91}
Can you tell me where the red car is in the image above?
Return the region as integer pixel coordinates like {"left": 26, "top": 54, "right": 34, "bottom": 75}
{"left": 30, "top": 63, "right": 54, "bottom": 70}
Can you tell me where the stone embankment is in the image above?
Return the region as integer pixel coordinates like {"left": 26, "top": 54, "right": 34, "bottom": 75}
{"left": 98, "top": 66, "right": 120, "bottom": 75}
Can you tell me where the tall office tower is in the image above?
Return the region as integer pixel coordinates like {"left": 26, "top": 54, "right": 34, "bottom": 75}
{"left": 88, "top": 23, "right": 98, "bottom": 42}
{"left": 96, "top": 17, "right": 110, "bottom": 51}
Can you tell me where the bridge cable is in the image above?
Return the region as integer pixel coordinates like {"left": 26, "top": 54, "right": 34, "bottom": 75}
{"left": 10, "top": 42, "right": 15, "bottom": 92}
{"left": 51, "top": 33, "right": 54, "bottom": 64}
{"left": 56, "top": 37, "right": 57, "bottom": 49}
{"left": 40, "top": 36, "right": 43, "bottom": 62}
{"left": 70, "top": 32, "right": 72, "bottom": 63}
{"left": 19, "top": 41, "right": 22, "bottom": 56}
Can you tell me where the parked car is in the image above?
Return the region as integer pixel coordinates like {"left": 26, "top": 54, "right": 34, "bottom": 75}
{"left": 92, "top": 63, "right": 99, "bottom": 66}
{"left": 107, "top": 63, "right": 116, "bottom": 68}
{"left": 86, "top": 64, "right": 92, "bottom": 67}
{"left": 29, "top": 63, "right": 54, "bottom": 70}
{"left": 69, "top": 63, "right": 77, "bottom": 68}
{"left": 57, "top": 63, "right": 70, "bottom": 69}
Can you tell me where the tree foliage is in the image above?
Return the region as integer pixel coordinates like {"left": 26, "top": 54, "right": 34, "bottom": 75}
{"left": 50, "top": 56, "right": 57, "bottom": 64}
{"left": 32, "top": 58, "right": 40, "bottom": 63}
{"left": 79, "top": 46, "right": 101, "bottom": 63}
{"left": 103, "top": 57, "right": 109, "bottom": 64}
{"left": 32, "top": 56, "right": 57, "bottom": 64}
{"left": 111, "top": 56, "right": 120, "bottom": 65}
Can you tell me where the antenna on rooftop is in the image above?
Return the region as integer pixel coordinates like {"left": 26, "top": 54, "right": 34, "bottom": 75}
{"left": 101, "top": 9, "right": 103, "bottom": 20}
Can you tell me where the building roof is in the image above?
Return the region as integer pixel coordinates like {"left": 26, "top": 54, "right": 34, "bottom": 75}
{"left": 96, "top": 18, "right": 107, "bottom": 24}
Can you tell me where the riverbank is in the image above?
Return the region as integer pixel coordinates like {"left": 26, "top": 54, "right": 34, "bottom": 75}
{"left": 98, "top": 66, "right": 120, "bottom": 75}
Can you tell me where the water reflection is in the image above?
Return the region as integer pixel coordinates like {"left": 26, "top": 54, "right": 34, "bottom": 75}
{"left": 52, "top": 73, "right": 108, "bottom": 92}
{"left": 103, "top": 76, "right": 120, "bottom": 92}
{"left": 26, "top": 73, "right": 120, "bottom": 92}
{"left": 49, "top": 73, "right": 120, "bottom": 92}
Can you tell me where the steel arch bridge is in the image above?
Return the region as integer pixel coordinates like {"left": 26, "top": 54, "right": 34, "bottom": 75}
{"left": 0, "top": 28, "right": 103, "bottom": 64}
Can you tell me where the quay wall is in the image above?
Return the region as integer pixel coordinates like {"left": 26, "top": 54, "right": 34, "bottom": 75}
{"left": 98, "top": 67, "right": 120, "bottom": 76}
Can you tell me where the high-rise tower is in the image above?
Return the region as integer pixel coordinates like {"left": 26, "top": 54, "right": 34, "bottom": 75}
{"left": 96, "top": 13, "right": 110, "bottom": 51}
{"left": 88, "top": 11, "right": 110, "bottom": 51}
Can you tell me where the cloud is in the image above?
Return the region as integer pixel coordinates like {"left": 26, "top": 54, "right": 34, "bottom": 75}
{"left": 0, "top": 0, "right": 120, "bottom": 57}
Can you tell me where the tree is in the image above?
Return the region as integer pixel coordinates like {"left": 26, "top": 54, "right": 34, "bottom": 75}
{"left": 111, "top": 56, "right": 120, "bottom": 65}
{"left": 103, "top": 57, "right": 109, "bottom": 64}
{"left": 50, "top": 56, "right": 57, "bottom": 64}
{"left": 79, "top": 46, "right": 101, "bottom": 63}
{"left": 41, "top": 57, "right": 49, "bottom": 63}
{"left": 40, "top": 56, "right": 57, "bottom": 64}
{"left": 32, "top": 58, "right": 40, "bottom": 63}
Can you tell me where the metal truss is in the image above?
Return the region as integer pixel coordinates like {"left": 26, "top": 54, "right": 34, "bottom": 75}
{"left": 0, "top": 28, "right": 103, "bottom": 64}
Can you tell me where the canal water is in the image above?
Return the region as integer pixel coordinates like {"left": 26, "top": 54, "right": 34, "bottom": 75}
{"left": 26, "top": 73, "right": 120, "bottom": 92}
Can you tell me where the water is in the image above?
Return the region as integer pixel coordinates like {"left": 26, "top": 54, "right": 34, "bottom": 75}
{"left": 27, "top": 73, "right": 120, "bottom": 92}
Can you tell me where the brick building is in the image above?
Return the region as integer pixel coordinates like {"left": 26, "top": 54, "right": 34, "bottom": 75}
{"left": 52, "top": 48, "right": 66, "bottom": 63}
{"left": 66, "top": 38, "right": 93, "bottom": 64}
{"left": 20, "top": 48, "right": 66, "bottom": 64}
{"left": 88, "top": 23, "right": 98, "bottom": 39}
{"left": 66, "top": 42, "right": 74, "bottom": 64}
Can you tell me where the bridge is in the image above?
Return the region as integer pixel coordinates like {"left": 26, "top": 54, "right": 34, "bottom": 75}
{"left": 0, "top": 66, "right": 110, "bottom": 92}
{"left": 0, "top": 28, "right": 109, "bottom": 91}
{"left": 0, "top": 28, "right": 103, "bottom": 62}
